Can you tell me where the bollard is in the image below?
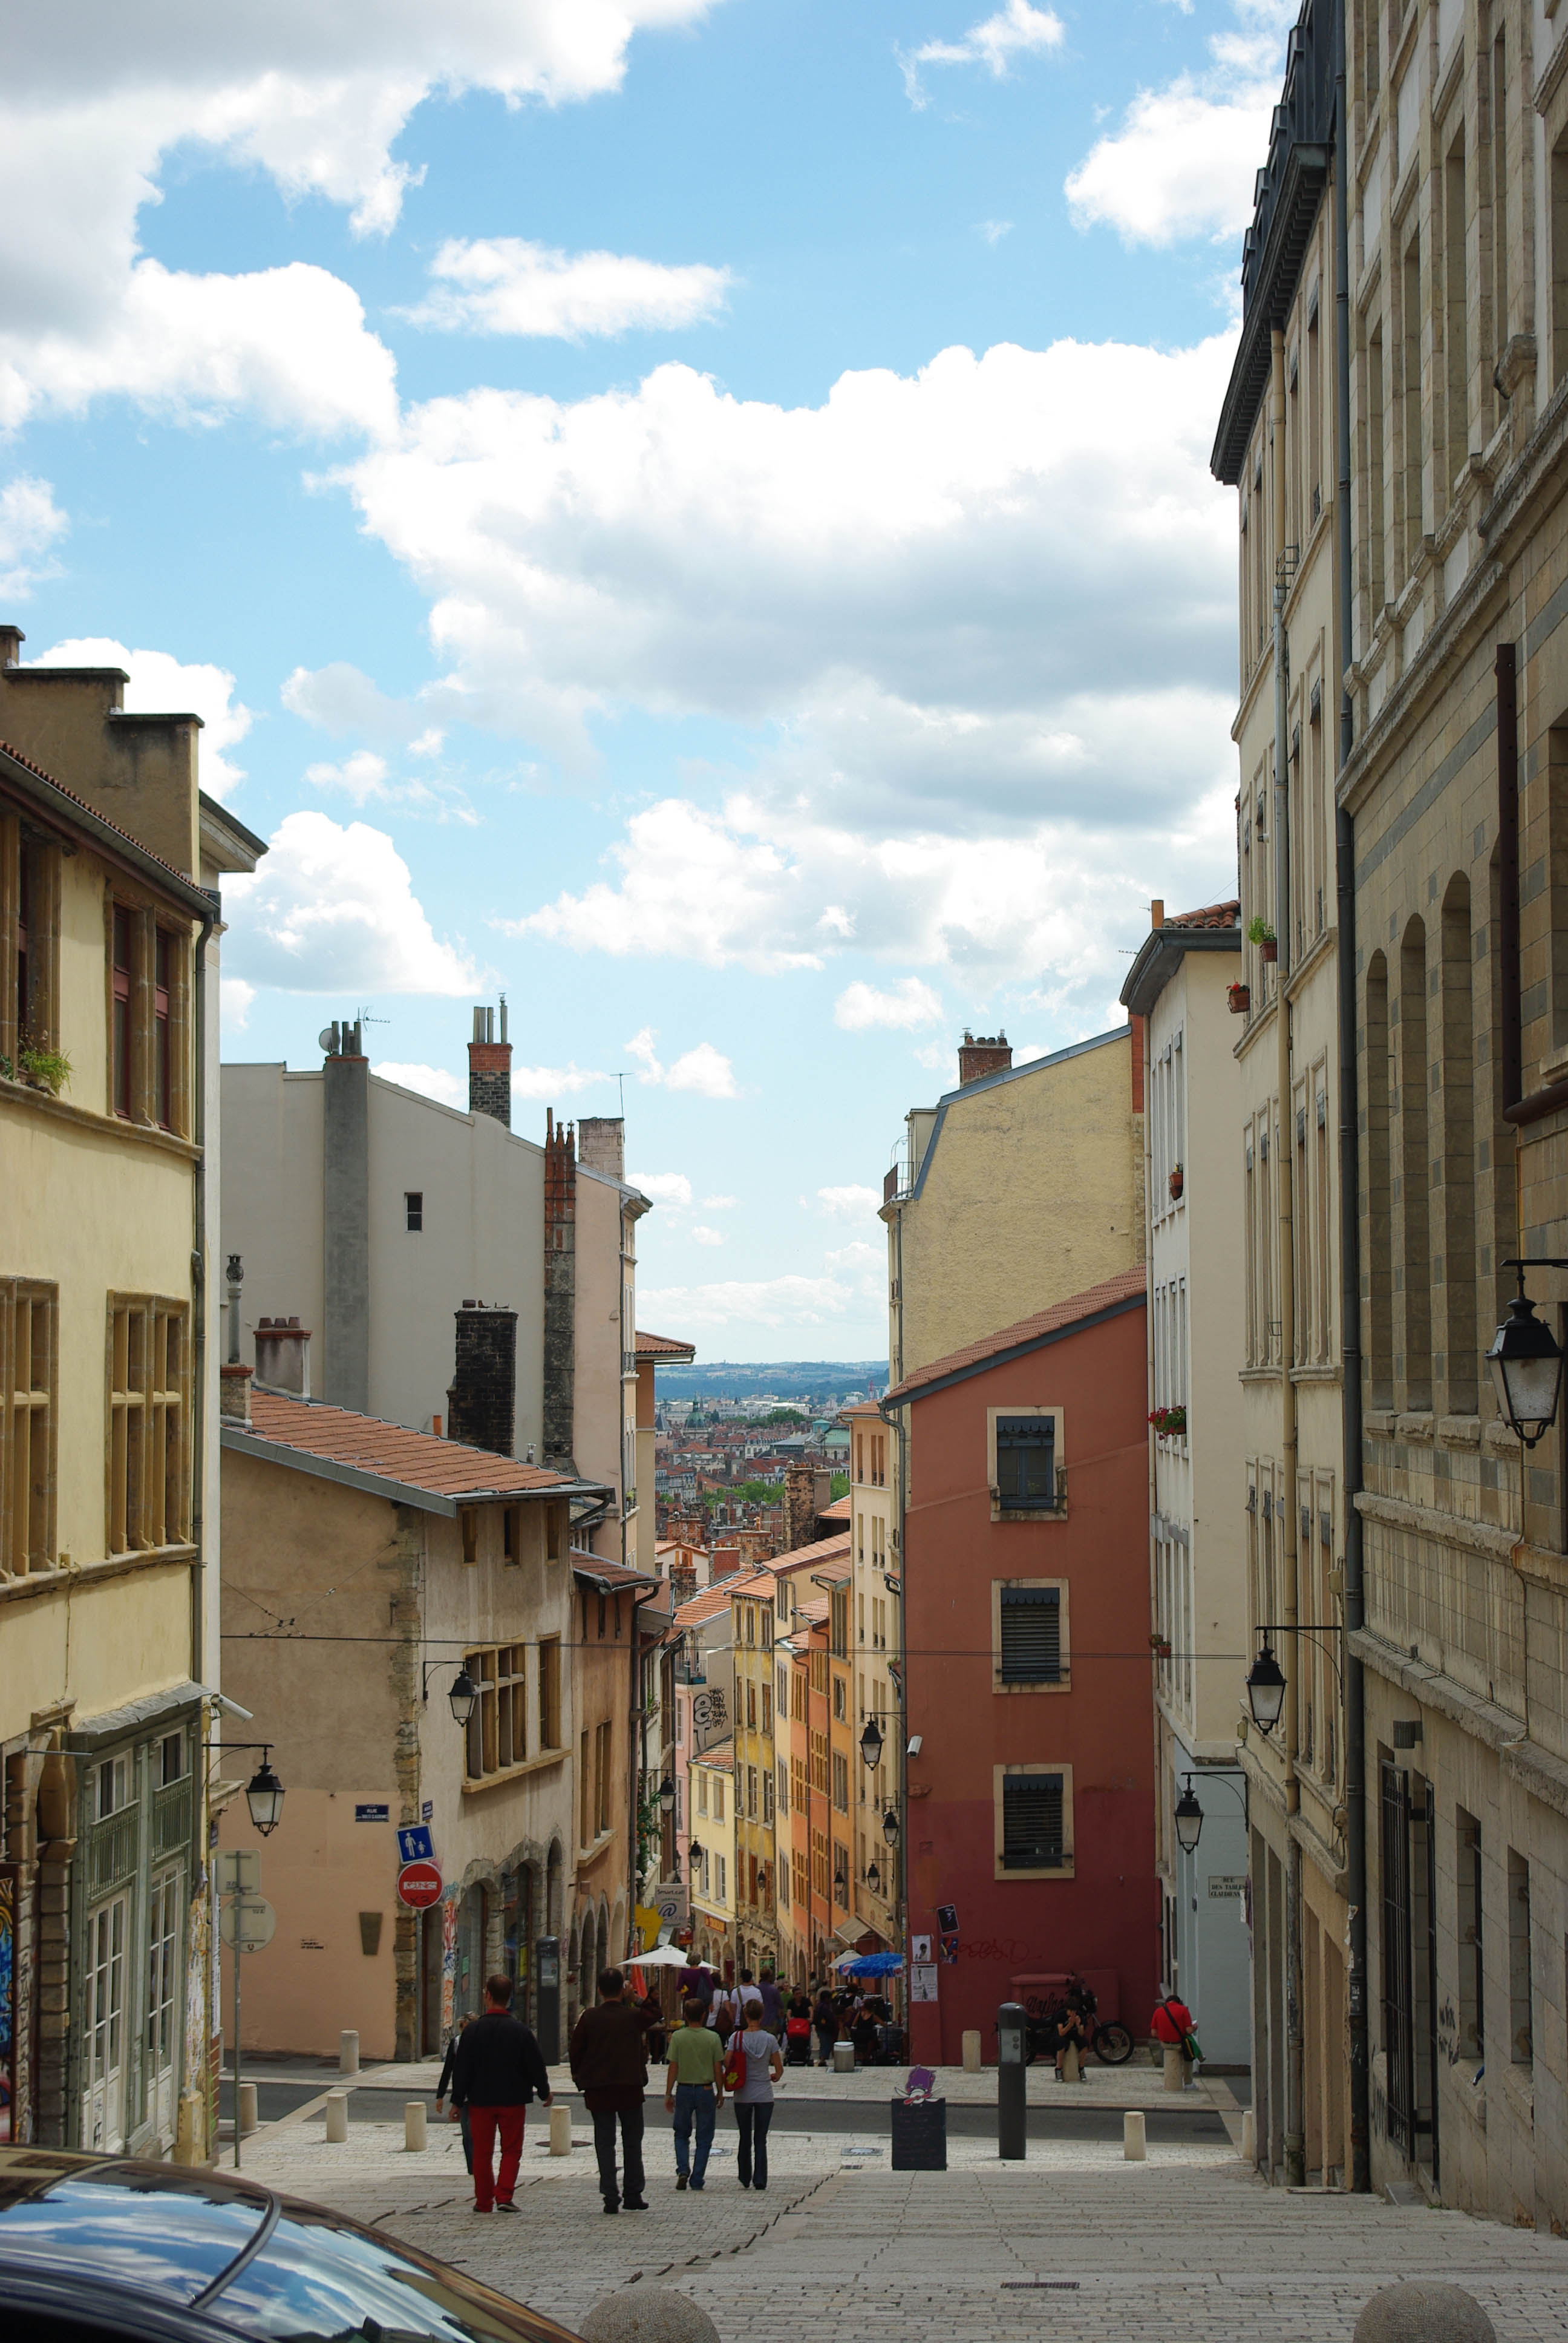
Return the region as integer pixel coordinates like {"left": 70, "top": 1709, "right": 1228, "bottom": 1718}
{"left": 238, "top": 2082, "right": 258, "bottom": 2137}
{"left": 405, "top": 2102, "right": 427, "bottom": 2152}
{"left": 832, "top": 2039, "right": 855, "bottom": 2074}
{"left": 961, "top": 2030, "right": 982, "bottom": 2074}
{"left": 325, "top": 2089, "right": 349, "bottom": 2143}
{"left": 549, "top": 2102, "right": 573, "bottom": 2157}
{"left": 1241, "top": 2108, "right": 1256, "bottom": 2162}
{"left": 1060, "top": 2040, "right": 1081, "bottom": 2085}
{"left": 997, "top": 2001, "right": 1027, "bottom": 2161}
{"left": 1123, "top": 2109, "right": 1146, "bottom": 2162}
{"left": 339, "top": 2030, "right": 360, "bottom": 2076}
{"left": 1162, "top": 2043, "right": 1185, "bottom": 2093}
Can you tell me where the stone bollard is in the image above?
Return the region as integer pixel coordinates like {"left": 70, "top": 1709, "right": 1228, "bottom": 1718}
{"left": 1162, "top": 2043, "right": 1185, "bottom": 2093}
{"left": 405, "top": 2102, "right": 427, "bottom": 2152}
{"left": 1123, "top": 2110, "right": 1146, "bottom": 2162}
{"left": 1353, "top": 2284, "right": 1497, "bottom": 2343}
{"left": 1241, "top": 2108, "right": 1256, "bottom": 2162}
{"left": 339, "top": 2030, "right": 360, "bottom": 2076}
{"left": 581, "top": 2289, "right": 722, "bottom": 2343}
{"left": 549, "top": 2102, "right": 573, "bottom": 2157}
{"left": 832, "top": 2039, "right": 854, "bottom": 2074}
{"left": 1060, "top": 2041, "right": 1081, "bottom": 2085}
{"left": 325, "top": 2089, "right": 349, "bottom": 2143}
{"left": 238, "top": 2082, "right": 258, "bottom": 2137}
{"left": 961, "top": 2030, "right": 982, "bottom": 2074}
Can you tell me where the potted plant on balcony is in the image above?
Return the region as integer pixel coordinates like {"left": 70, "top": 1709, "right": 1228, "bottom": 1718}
{"left": 1149, "top": 1631, "right": 1172, "bottom": 1659}
{"left": 1227, "top": 981, "right": 1250, "bottom": 1015}
{"left": 1148, "top": 1404, "right": 1187, "bottom": 1439}
{"left": 1168, "top": 1163, "right": 1184, "bottom": 1201}
{"left": 1246, "top": 914, "right": 1277, "bottom": 964}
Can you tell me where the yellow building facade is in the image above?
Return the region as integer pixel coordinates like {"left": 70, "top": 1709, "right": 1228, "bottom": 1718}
{"left": 844, "top": 1405, "right": 900, "bottom": 1951}
{"left": 728, "top": 1572, "right": 779, "bottom": 1979}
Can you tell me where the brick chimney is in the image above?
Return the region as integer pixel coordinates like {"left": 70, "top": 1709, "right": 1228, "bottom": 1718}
{"left": 711, "top": 1542, "right": 741, "bottom": 1582}
{"left": 255, "top": 1317, "right": 312, "bottom": 1396}
{"left": 543, "top": 1110, "right": 577, "bottom": 1472}
{"left": 220, "top": 1364, "right": 253, "bottom": 1424}
{"left": 958, "top": 1030, "right": 1012, "bottom": 1087}
{"left": 783, "top": 1461, "right": 816, "bottom": 1555}
{"left": 446, "top": 1302, "right": 517, "bottom": 1457}
{"left": 577, "top": 1116, "right": 624, "bottom": 1181}
{"left": 469, "top": 999, "right": 512, "bottom": 1129}
{"left": 669, "top": 1559, "right": 698, "bottom": 1607}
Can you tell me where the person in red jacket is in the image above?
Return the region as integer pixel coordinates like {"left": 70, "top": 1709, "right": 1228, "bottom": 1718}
{"left": 1151, "top": 1991, "right": 1197, "bottom": 2085}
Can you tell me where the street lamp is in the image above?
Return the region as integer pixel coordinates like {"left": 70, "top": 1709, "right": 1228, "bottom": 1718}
{"left": 859, "top": 1714, "right": 884, "bottom": 1771}
{"left": 688, "top": 1839, "right": 705, "bottom": 1868}
{"left": 1487, "top": 1261, "right": 1567, "bottom": 1447}
{"left": 881, "top": 1807, "right": 898, "bottom": 1846}
{"left": 447, "top": 1667, "right": 479, "bottom": 1728}
{"left": 1245, "top": 1642, "right": 1287, "bottom": 1734}
{"left": 244, "top": 1748, "right": 286, "bottom": 1836}
{"left": 1174, "top": 1776, "right": 1204, "bottom": 1856}
{"left": 658, "top": 1774, "right": 676, "bottom": 1815}
{"left": 866, "top": 1859, "right": 881, "bottom": 1896}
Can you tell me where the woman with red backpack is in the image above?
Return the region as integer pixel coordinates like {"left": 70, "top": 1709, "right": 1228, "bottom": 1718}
{"left": 1151, "top": 1990, "right": 1201, "bottom": 2086}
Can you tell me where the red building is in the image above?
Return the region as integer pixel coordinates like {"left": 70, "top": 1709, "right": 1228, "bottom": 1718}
{"left": 884, "top": 1268, "right": 1157, "bottom": 2062}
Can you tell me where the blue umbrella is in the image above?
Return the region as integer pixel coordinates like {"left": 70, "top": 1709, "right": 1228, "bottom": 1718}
{"left": 844, "top": 1952, "right": 903, "bottom": 1977}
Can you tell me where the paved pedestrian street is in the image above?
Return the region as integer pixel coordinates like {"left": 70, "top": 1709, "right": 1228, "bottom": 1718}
{"left": 234, "top": 2076, "right": 1568, "bottom": 2343}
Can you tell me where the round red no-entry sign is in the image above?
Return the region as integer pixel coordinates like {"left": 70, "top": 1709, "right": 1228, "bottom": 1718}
{"left": 397, "top": 1859, "right": 443, "bottom": 1909}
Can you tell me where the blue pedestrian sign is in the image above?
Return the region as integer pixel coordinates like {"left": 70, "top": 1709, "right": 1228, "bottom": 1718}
{"left": 397, "top": 1824, "right": 434, "bottom": 1864}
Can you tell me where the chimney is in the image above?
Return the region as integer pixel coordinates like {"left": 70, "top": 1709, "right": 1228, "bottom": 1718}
{"left": 957, "top": 1029, "right": 1012, "bottom": 1088}
{"left": 812, "top": 1468, "right": 832, "bottom": 1522}
{"left": 577, "top": 1116, "right": 624, "bottom": 1181}
{"left": 255, "top": 1317, "right": 312, "bottom": 1397}
{"left": 669, "top": 1559, "right": 698, "bottom": 1607}
{"left": 0, "top": 626, "right": 24, "bottom": 669}
{"left": 711, "top": 1542, "right": 741, "bottom": 1582}
{"left": 469, "top": 998, "right": 512, "bottom": 1129}
{"left": 1151, "top": 899, "right": 1165, "bottom": 929}
{"left": 543, "top": 1110, "right": 577, "bottom": 1472}
{"left": 220, "top": 1364, "right": 253, "bottom": 1424}
{"left": 446, "top": 1302, "right": 518, "bottom": 1457}
{"left": 783, "top": 1461, "right": 816, "bottom": 1555}
{"left": 322, "top": 1015, "right": 369, "bottom": 1411}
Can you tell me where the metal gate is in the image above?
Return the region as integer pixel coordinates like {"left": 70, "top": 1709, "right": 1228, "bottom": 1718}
{"left": 1380, "top": 1762, "right": 1416, "bottom": 2154}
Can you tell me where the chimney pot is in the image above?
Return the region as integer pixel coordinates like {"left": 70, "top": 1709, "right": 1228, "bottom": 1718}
{"left": 1151, "top": 898, "right": 1165, "bottom": 929}
{"left": 468, "top": 1000, "right": 513, "bottom": 1129}
{"left": 957, "top": 1031, "right": 1013, "bottom": 1088}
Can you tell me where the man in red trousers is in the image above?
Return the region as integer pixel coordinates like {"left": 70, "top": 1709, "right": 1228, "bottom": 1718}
{"left": 451, "top": 1972, "right": 552, "bottom": 2212}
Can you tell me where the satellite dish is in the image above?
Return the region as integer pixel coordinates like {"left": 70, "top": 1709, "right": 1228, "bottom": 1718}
{"left": 318, "top": 1027, "right": 338, "bottom": 1053}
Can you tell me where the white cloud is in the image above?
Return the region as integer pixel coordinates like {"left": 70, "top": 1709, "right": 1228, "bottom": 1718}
{"left": 636, "top": 1274, "right": 861, "bottom": 1331}
{"left": 627, "top": 1170, "right": 694, "bottom": 1209}
{"left": 978, "top": 220, "right": 1013, "bottom": 244}
{"left": 222, "top": 810, "right": 481, "bottom": 994}
{"left": 702, "top": 1194, "right": 738, "bottom": 1208}
{"left": 304, "top": 746, "right": 475, "bottom": 821}
{"left": 690, "top": 1225, "right": 725, "bottom": 1247}
{"left": 0, "top": 477, "right": 68, "bottom": 598}
{"left": 220, "top": 976, "right": 256, "bottom": 1032}
{"left": 404, "top": 238, "right": 732, "bottom": 339}
{"left": 1064, "top": 3, "right": 1291, "bottom": 247}
{"left": 307, "top": 750, "right": 391, "bottom": 802}
{"left": 623, "top": 1027, "right": 739, "bottom": 1098}
{"left": 901, "top": 0, "right": 1064, "bottom": 106}
{"left": 511, "top": 1061, "right": 610, "bottom": 1100}
{"left": 818, "top": 1185, "right": 883, "bottom": 1219}
{"left": 834, "top": 977, "right": 943, "bottom": 1032}
{"left": 0, "top": 1, "right": 712, "bottom": 433}
{"left": 39, "top": 635, "right": 254, "bottom": 798}
{"left": 825, "top": 1239, "right": 881, "bottom": 1273}
{"left": 373, "top": 1059, "right": 467, "bottom": 1107}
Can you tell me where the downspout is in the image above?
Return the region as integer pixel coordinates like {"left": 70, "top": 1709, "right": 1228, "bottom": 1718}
{"left": 889, "top": 1197, "right": 910, "bottom": 2020}
{"left": 190, "top": 898, "right": 217, "bottom": 1693}
{"left": 629, "top": 1588, "right": 653, "bottom": 1957}
{"left": 1271, "top": 324, "right": 1306, "bottom": 2191}
{"left": 1334, "top": 0, "right": 1373, "bottom": 2195}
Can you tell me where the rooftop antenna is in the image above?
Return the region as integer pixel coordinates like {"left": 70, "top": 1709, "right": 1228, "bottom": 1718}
{"left": 613, "top": 1071, "right": 630, "bottom": 1116}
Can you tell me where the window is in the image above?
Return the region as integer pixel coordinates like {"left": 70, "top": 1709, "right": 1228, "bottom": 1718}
{"left": 112, "top": 906, "right": 132, "bottom": 1116}
{"left": 715, "top": 1854, "right": 727, "bottom": 1906}
{"left": 832, "top": 1674, "right": 847, "bottom": 1723}
{"left": 153, "top": 929, "right": 172, "bottom": 1129}
{"left": 108, "top": 1296, "right": 189, "bottom": 1557}
{"left": 811, "top": 1730, "right": 829, "bottom": 1794}
{"left": 1457, "top": 1808, "right": 1484, "bottom": 2060}
{"left": 97, "top": 1754, "right": 131, "bottom": 1818}
{"left": 994, "top": 1415, "right": 1058, "bottom": 1510}
{"left": 793, "top": 1848, "right": 809, "bottom": 1909}
{"left": 995, "top": 1763, "right": 1074, "bottom": 1879}
{"left": 997, "top": 1585, "right": 1063, "bottom": 1685}
{"left": 1445, "top": 134, "right": 1469, "bottom": 497}
{"left": 546, "top": 1503, "right": 563, "bottom": 1562}
{"left": 747, "top": 1765, "right": 758, "bottom": 1820}
{"left": 761, "top": 1684, "right": 772, "bottom": 1736}
{"left": 460, "top": 1509, "right": 479, "bottom": 1566}
{"left": 405, "top": 1191, "right": 423, "bottom": 1231}
{"left": 810, "top": 1650, "right": 828, "bottom": 1696}
{"left": 1508, "top": 1849, "right": 1533, "bottom": 2065}
{"left": 832, "top": 1840, "right": 849, "bottom": 1907}
{"left": 107, "top": 905, "right": 189, "bottom": 1134}
{"left": 595, "top": 1721, "right": 612, "bottom": 1835}
{"left": 832, "top": 1751, "right": 849, "bottom": 1814}
{"left": 160, "top": 1729, "right": 186, "bottom": 1786}
{"left": 746, "top": 1682, "right": 757, "bottom": 1731}
{"left": 831, "top": 1589, "right": 848, "bottom": 1658}
{"left": 792, "top": 1754, "right": 808, "bottom": 1811}
{"left": 776, "top": 1758, "right": 788, "bottom": 1817}
{"left": 696, "top": 1771, "right": 708, "bottom": 1817}
{"left": 763, "top": 1769, "right": 774, "bottom": 1824}
{"left": 538, "top": 1637, "right": 561, "bottom": 1749}
{"left": 713, "top": 1775, "right": 725, "bottom": 1824}
{"left": 812, "top": 1830, "right": 829, "bottom": 1898}
{"left": 464, "top": 1645, "right": 527, "bottom": 1781}
{"left": 2, "top": 821, "right": 59, "bottom": 1076}
{"left": 1, "top": 1277, "right": 55, "bottom": 1575}
{"left": 502, "top": 1504, "right": 521, "bottom": 1564}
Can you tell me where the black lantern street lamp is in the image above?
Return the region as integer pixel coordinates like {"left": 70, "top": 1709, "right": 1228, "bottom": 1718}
{"left": 244, "top": 1748, "right": 286, "bottom": 1836}
{"left": 447, "top": 1666, "right": 479, "bottom": 1728}
{"left": 688, "top": 1839, "right": 705, "bottom": 1869}
{"left": 859, "top": 1714, "right": 884, "bottom": 1771}
{"left": 881, "top": 1807, "right": 898, "bottom": 1846}
{"left": 866, "top": 1859, "right": 881, "bottom": 1896}
{"left": 1487, "top": 1260, "right": 1568, "bottom": 1447}
{"left": 658, "top": 1774, "right": 676, "bottom": 1815}
{"left": 1174, "top": 1776, "right": 1204, "bottom": 1856}
{"left": 1245, "top": 1643, "right": 1288, "bottom": 1734}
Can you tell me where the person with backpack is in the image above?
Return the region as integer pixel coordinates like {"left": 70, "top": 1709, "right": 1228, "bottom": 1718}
{"left": 727, "top": 1999, "right": 784, "bottom": 2189}
{"left": 1151, "top": 1989, "right": 1200, "bottom": 2086}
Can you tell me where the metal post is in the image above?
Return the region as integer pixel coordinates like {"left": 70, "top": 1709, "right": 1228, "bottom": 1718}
{"left": 232, "top": 1905, "right": 242, "bottom": 2171}
{"left": 997, "top": 2001, "right": 1027, "bottom": 2161}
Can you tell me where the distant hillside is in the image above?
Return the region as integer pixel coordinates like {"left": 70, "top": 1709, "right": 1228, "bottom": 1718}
{"left": 653, "top": 1358, "right": 887, "bottom": 1403}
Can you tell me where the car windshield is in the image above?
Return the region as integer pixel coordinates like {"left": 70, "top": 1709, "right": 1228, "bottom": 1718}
{"left": 0, "top": 2160, "right": 268, "bottom": 2307}
{"left": 209, "top": 2206, "right": 572, "bottom": 2342}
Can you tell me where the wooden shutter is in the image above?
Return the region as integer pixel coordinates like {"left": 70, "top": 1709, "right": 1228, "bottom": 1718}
{"left": 999, "top": 1587, "right": 1062, "bottom": 1682}
{"left": 1002, "top": 1772, "right": 1064, "bottom": 1869}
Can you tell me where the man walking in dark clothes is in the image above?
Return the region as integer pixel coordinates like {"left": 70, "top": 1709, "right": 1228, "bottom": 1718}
{"left": 451, "top": 1974, "right": 552, "bottom": 2214}
{"left": 571, "top": 1966, "right": 652, "bottom": 2212}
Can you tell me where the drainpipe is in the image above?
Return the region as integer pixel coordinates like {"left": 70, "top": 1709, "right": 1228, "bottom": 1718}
{"left": 1270, "top": 324, "right": 1306, "bottom": 2191}
{"left": 190, "top": 899, "right": 217, "bottom": 1695}
{"left": 1334, "top": 0, "right": 1372, "bottom": 2195}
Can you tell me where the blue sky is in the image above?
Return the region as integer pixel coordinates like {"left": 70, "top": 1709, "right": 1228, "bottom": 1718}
{"left": 4, "top": 0, "right": 1289, "bottom": 1357}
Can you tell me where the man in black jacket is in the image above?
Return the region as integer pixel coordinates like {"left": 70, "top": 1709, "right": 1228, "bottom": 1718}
{"left": 451, "top": 1973, "right": 552, "bottom": 2212}
{"left": 570, "top": 1967, "right": 653, "bottom": 2212}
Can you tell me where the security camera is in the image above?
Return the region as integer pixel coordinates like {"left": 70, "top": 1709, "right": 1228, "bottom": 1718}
{"left": 907, "top": 1734, "right": 922, "bottom": 1757}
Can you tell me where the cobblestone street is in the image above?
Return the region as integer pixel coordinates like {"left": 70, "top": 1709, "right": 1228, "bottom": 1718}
{"left": 232, "top": 2076, "right": 1568, "bottom": 2343}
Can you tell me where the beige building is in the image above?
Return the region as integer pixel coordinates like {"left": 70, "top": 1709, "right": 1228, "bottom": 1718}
{"left": 843, "top": 1404, "right": 900, "bottom": 1955}
{"left": 0, "top": 628, "right": 261, "bottom": 2155}
{"left": 687, "top": 1738, "right": 735, "bottom": 1967}
{"left": 728, "top": 1570, "right": 780, "bottom": 1978}
{"left": 1336, "top": 0, "right": 1568, "bottom": 2230}
{"left": 1120, "top": 900, "right": 1250, "bottom": 2065}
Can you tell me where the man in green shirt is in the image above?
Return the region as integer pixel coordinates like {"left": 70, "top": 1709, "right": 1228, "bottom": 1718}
{"left": 664, "top": 1995, "right": 726, "bottom": 2190}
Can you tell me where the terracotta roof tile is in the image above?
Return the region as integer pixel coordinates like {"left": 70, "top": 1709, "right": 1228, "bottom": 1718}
{"left": 760, "top": 1531, "right": 851, "bottom": 1577}
{"left": 692, "top": 1738, "right": 733, "bottom": 1771}
{"left": 635, "top": 1329, "right": 697, "bottom": 1359}
{"left": 1166, "top": 900, "right": 1240, "bottom": 930}
{"left": 0, "top": 736, "right": 208, "bottom": 903}
{"left": 243, "top": 1389, "right": 581, "bottom": 1499}
{"left": 883, "top": 1265, "right": 1148, "bottom": 1403}
{"left": 817, "top": 1494, "right": 851, "bottom": 1521}
{"left": 673, "top": 1585, "right": 735, "bottom": 1628}
{"left": 570, "top": 1550, "right": 658, "bottom": 1592}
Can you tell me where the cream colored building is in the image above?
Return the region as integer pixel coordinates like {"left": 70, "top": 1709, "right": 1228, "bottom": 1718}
{"left": 843, "top": 1403, "right": 900, "bottom": 1953}
{"left": 728, "top": 1571, "right": 780, "bottom": 1978}
{"left": 1336, "top": 0, "right": 1568, "bottom": 2230}
{"left": 0, "top": 629, "right": 261, "bottom": 2155}
{"left": 1120, "top": 900, "right": 1251, "bottom": 2065}
{"left": 687, "top": 1738, "right": 735, "bottom": 1967}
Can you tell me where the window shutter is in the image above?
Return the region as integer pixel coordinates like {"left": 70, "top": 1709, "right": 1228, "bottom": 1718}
{"left": 995, "top": 1417, "right": 1056, "bottom": 1507}
{"left": 1002, "top": 1772, "right": 1064, "bottom": 1869}
{"left": 999, "top": 1587, "right": 1061, "bottom": 1682}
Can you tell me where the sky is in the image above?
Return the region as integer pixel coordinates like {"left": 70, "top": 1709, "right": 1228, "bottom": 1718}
{"left": 3, "top": 0, "right": 1290, "bottom": 1359}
